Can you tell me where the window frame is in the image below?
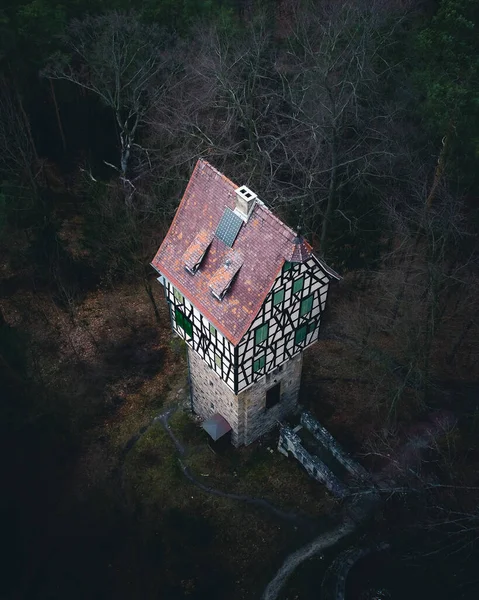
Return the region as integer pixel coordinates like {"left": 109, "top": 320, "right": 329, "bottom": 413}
{"left": 293, "top": 277, "right": 304, "bottom": 294}
{"left": 300, "top": 294, "right": 313, "bottom": 317}
{"left": 273, "top": 289, "right": 285, "bottom": 306}
{"left": 254, "top": 322, "right": 269, "bottom": 346}
{"left": 253, "top": 355, "right": 266, "bottom": 373}
{"left": 295, "top": 324, "right": 307, "bottom": 345}
{"left": 175, "top": 307, "right": 193, "bottom": 338}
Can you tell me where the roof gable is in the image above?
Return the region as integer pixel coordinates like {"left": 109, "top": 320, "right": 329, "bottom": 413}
{"left": 152, "top": 159, "right": 336, "bottom": 345}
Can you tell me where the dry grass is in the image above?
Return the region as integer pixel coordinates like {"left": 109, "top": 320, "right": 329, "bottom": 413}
{"left": 121, "top": 413, "right": 335, "bottom": 600}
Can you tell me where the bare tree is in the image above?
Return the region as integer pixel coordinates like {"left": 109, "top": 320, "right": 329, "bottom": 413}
{"left": 42, "top": 12, "right": 176, "bottom": 203}
{"left": 0, "top": 77, "right": 39, "bottom": 200}
{"left": 149, "top": 15, "right": 278, "bottom": 190}
{"left": 272, "top": 0, "right": 412, "bottom": 254}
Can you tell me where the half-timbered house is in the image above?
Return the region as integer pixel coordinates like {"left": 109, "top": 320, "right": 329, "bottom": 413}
{"left": 152, "top": 159, "right": 339, "bottom": 446}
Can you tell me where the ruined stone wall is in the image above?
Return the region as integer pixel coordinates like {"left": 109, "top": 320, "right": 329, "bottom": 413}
{"left": 278, "top": 426, "right": 348, "bottom": 498}
{"left": 301, "top": 411, "right": 369, "bottom": 481}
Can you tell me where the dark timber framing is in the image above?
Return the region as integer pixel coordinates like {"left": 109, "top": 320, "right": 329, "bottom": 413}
{"left": 160, "top": 254, "right": 332, "bottom": 395}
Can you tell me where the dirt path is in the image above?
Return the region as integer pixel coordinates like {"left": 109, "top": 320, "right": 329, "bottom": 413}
{"left": 121, "top": 404, "right": 317, "bottom": 528}
{"left": 261, "top": 489, "right": 381, "bottom": 600}
{"left": 260, "top": 410, "right": 455, "bottom": 600}
{"left": 261, "top": 520, "right": 357, "bottom": 600}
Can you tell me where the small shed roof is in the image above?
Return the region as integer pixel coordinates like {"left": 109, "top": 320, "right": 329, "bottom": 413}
{"left": 202, "top": 413, "right": 232, "bottom": 441}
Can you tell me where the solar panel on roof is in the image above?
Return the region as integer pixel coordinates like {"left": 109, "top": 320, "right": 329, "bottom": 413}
{"left": 215, "top": 207, "right": 243, "bottom": 247}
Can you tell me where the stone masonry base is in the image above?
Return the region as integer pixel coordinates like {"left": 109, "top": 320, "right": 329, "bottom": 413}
{"left": 188, "top": 347, "right": 302, "bottom": 446}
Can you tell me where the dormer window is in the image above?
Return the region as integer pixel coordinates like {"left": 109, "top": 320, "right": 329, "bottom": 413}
{"left": 183, "top": 229, "right": 214, "bottom": 274}
{"left": 210, "top": 250, "right": 244, "bottom": 301}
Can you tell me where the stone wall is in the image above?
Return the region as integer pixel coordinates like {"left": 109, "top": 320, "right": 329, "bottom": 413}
{"left": 188, "top": 347, "right": 303, "bottom": 446}
{"left": 278, "top": 425, "right": 348, "bottom": 498}
{"left": 239, "top": 353, "right": 303, "bottom": 445}
{"left": 188, "top": 347, "right": 242, "bottom": 445}
{"left": 300, "top": 411, "right": 369, "bottom": 481}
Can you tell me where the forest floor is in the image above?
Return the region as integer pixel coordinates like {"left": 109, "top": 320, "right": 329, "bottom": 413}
{"left": 2, "top": 279, "right": 343, "bottom": 599}
{"left": 3, "top": 274, "right": 476, "bottom": 599}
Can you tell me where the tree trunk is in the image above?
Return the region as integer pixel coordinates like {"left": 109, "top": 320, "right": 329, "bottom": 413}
{"left": 50, "top": 79, "right": 67, "bottom": 151}
{"left": 15, "top": 84, "right": 39, "bottom": 164}
{"left": 144, "top": 278, "right": 161, "bottom": 323}
{"left": 426, "top": 120, "right": 454, "bottom": 209}
{"left": 320, "top": 135, "right": 338, "bottom": 256}
{"left": 448, "top": 317, "right": 475, "bottom": 364}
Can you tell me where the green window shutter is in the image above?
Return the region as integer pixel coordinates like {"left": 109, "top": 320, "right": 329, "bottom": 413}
{"left": 175, "top": 307, "right": 193, "bottom": 337}
{"left": 273, "top": 289, "right": 284, "bottom": 306}
{"left": 282, "top": 261, "right": 292, "bottom": 272}
{"left": 174, "top": 288, "right": 183, "bottom": 302}
{"left": 253, "top": 355, "right": 266, "bottom": 373}
{"left": 255, "top": 323, "right": 269, "bottom": 345}
{"left": 308, "top": 320, "right": 317, "bottom": 333}
{"left": 209, "top": 323, "right": 217, "bottom": 336}
{"left": 295, "top": 324, "right": 307, "bottom": 345}
{"left": 215, "top": 354, "right": 222, "bottom": 368}
{"left": 183, "top": 315, "right": 193, "bottom": 337}
{"left": 175, "top": 307, "right": 184, "bottom": 329}
{"left": 300, "top": 294, "right": 313, "bottom": 316}
{"left": 293, "top": 277, "right": 304, "bottom": 294}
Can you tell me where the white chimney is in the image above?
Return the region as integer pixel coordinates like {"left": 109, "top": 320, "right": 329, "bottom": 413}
{"left": 234, "top": 186, "right": 257, "bottom": 221}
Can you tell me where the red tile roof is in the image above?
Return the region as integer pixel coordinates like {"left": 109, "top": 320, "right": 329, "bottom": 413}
{"left": 152, "top": 159, "right": 314, "bottom": 345}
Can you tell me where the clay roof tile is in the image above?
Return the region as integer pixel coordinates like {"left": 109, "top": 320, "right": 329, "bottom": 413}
{"left": 151, "top": 159, "right": 335, "bottom": 345}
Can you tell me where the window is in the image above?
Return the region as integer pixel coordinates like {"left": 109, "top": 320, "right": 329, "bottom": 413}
{"left": 295, "top": 324, "right": 307, "bottom": 345}
{"left": 293, "top": 277, "right": 304, "bottom": 294}
{"left": 282, "top": 261, "right": 292, "bottom": 273}
{"left": 215, "top": 354, "right": 222, "bottom": 368}
{"left": 273, "top": 289, "right": 284, "bottom": 306}
{"left": 300, "top": 294, "right": 313, "bottom": 316}
{"left": 253, "top": 355, "right": 266, "bottom": 373}
{"left": 254, "top": 323, "right": 269, "bottom": 345}
{"left": 209, "top": 323, "right": 217, "bottom": 336}
{"left": 175, "top": 307, "right": 193, "bottom": 337}
{"left": 174, "top": 288, "right": 184, "bottom": 303}
{"left": 266, "top": 383, "right": 281, "bottom": 409}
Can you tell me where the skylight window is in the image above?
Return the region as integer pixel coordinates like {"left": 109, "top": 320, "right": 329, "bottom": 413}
{"left": 215, "top": 207, "right": 243, "bottom": 247}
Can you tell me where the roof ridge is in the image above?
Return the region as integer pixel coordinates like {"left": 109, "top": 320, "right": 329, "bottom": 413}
{"left": 255, "top": 202, "right": 297, "bottom": 241}
{"left": 199, "top": 158, "right": 237, "bottom": 191}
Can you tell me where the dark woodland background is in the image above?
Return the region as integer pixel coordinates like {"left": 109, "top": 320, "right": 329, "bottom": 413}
{"left": 1, "top": 0, "right": 479, "bottom": 598}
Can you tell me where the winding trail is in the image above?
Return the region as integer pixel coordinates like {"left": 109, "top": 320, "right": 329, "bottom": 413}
{"left": 261, "top": 490, "right": 381, "bottom": 600}
{"left": 119, "top": 404, "right": 397, "bottom": 600}
{"left": 121, "top": 405, "right": 317, "bottom": 528}
{"left": 260, "top": 410, "right": 455, "bottom": 600}
{"left": 321, "top": 542, "right": 390, "bottom": 600}
{"left": 262, "top": 520, "right": 357, "bottom": 600}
